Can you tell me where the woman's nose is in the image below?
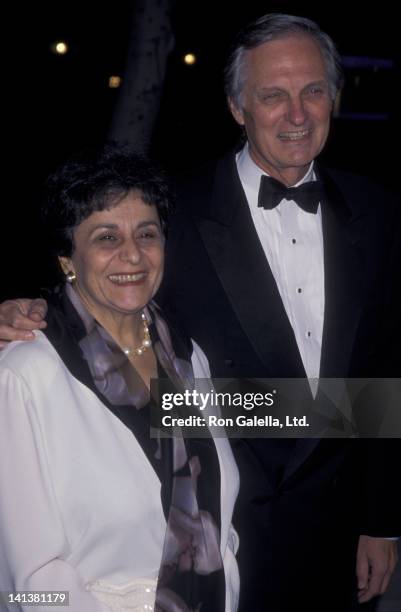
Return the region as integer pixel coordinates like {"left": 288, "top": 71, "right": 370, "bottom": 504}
{"left": 119, "top": 238, "right": 141, "bottom": 264}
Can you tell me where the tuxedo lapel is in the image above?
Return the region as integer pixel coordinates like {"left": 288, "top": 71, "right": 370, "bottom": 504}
{"left": 284, "top": 171, "right": 367, "bottom": 481}
{"left": 282, "top": 439, "right": 321, "bottom": 481}
{"left": 318, "top": 167, "right": 365, "bottom": 377}
{"left": 188, "top": 155, "right": 367, "bottom": 484}
{"left": 194, "top": 153, "right": 306, "bottom": 377}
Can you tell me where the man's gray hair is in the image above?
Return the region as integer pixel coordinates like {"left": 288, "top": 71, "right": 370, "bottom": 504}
{"left": 224, "top": 13, "right": 344, "bottom": 108}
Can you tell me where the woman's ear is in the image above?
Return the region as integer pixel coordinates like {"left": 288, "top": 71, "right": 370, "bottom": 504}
{"left": 58, "top": 256, "right": 74, "bottom": 276}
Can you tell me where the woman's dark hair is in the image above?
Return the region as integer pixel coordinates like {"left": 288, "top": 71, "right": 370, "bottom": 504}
{"left": 42, "top": 143, "right": 172, "bottom": 258}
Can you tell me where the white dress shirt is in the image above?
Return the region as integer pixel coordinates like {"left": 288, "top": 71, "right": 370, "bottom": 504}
{"left": 237, "top": 145, "right": 325, "bottom": 380}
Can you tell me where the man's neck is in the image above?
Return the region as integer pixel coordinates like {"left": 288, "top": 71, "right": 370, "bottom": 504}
{"left": 238, "top": 144, "right": 315, "bottom": 187}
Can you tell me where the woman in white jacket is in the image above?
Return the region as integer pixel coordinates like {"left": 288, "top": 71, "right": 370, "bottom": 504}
{"left": 0, "top": 145, "right": 239, "bottom": 612}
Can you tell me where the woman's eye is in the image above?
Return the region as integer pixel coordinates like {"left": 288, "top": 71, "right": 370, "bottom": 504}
{"left": 97, "top": 234, "right": 117, "bottom": 242}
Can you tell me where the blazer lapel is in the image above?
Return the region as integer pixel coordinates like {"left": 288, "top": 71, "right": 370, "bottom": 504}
{"left": 191, "top": 155, "right": 366, "bottom": 483}
{"left": 194, "top": 153, "right": 306, "bottom": 377}
{"left": 283, "top": 170, "right": 367, "bottom": 481}
{"left": 282, "top": 168, "right": 367, "bottom": 482}
{"left": 318, "top": 167, "right": 365, "bottom": 378}
{"left": 43, "top": 291, "right": 169, "bottom": 484}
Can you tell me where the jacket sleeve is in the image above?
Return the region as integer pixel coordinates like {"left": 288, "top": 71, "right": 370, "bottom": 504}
{"left": 0, "top": 366, "right": 107, "bottom": 612}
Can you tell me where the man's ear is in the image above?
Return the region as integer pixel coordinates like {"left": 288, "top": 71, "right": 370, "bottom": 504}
{"left": 58, "top": 256, "right": 74, "bottom": 276}
{"left": 228, "top": 97, "right": 245, "bottom": 126}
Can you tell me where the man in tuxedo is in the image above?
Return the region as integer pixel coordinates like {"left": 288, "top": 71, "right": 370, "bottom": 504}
{"left": 159, "top": 14, "right": 400, "bottom": 611}
{"left": 0, "top": 13, "right": 399, "bottom": 612}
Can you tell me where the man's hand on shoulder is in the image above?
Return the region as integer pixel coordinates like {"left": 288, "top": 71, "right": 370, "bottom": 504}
{"left": 356, "top": 535, "right": 398, "bottom": 603}
{"left": 0, "top": 299, "right": 48, "bottom": 348}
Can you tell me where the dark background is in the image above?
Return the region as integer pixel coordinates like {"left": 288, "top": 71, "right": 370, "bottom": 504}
{"left": 4, "top": 1, "right": 399, "bottom": 299}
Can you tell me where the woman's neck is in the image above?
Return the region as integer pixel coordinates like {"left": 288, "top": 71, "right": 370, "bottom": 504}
{"left": 101, "top": 311, "right": 145, "bottom": 350}
{"left": 71, "top": 286, "right": 146, "bottom": 350}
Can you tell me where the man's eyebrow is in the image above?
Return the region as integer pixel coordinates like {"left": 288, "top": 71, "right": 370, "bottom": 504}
{"left": 257, "top": 79, "right": 328, "bottom": 92}
{"left": 302, "top": 79, "right": 328, "bottom": 89}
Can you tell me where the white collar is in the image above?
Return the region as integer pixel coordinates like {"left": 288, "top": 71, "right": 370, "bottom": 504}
{"left": 236, "top": 143, "right": 316, "bottom": 194}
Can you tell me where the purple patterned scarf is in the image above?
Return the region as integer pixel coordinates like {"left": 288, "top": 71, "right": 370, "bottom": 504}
{"left": 66, "top": 285, "right": 225, "bottom": 611}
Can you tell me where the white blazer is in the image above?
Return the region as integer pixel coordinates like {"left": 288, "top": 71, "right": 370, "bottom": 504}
{"left": 0, "top": 332, "right": 239, "bottom": 611}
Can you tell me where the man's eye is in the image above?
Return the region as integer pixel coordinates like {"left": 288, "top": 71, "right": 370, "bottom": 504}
{"left": 306, "top": 86, "right": 324, "bottom": 96}
{"left": 260, "top": 91, "right": 283, "bottom": 102}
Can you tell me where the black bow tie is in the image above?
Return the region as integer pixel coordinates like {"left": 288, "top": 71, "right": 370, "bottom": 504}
{"left": 258, "top": 175, "right": 324, "bottom": 214}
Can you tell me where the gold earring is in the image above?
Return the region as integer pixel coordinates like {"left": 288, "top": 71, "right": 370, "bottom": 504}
{"left": 65, "top": 271, "right": 76, "bottom": 283}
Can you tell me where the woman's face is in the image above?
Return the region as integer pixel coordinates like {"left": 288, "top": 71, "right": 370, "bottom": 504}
{"left": 59, "top": 191, "right": 164, "bottom": 319}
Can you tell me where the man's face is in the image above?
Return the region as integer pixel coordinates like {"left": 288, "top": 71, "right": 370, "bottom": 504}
{"left": 229, "top": 35, "right": 333, "bottom": 185}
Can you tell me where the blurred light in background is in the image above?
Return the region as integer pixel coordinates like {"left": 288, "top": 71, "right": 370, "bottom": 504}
{"left": 108, "top": 75, "right": 122, "bottom": 88}
{"left": 183, "top": 53, "right": 196, "bottom": 65}
{"left": 51, "top": 41, "right": 69, "bottom": 55}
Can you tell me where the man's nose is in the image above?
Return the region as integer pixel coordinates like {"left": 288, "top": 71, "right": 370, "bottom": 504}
{"left": 119, "top": 238, "right": 141, "bottom": 264}
{"left": 286, "top": 97, "right": 307, "bottom": 125}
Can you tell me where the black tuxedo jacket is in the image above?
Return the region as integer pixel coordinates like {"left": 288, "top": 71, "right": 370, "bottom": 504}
{"left": 159, "top": 150, "right": 401, "bottom": 610}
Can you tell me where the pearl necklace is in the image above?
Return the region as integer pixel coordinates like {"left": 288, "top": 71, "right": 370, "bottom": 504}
{"left": 122, "top": 312, "right": 152, "bottom": 357}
